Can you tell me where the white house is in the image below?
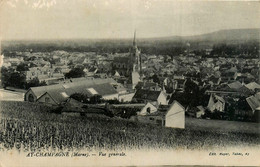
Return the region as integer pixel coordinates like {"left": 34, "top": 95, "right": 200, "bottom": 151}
{"left": 207, "top": 94, "right": 225, "bottom": 112}
{"left": 165, "top": 100, "right": 185, "bottom": 129}
{"left": 132, "top": 100, "right": 185, "bottom": 129}
{"left": 132, "top": 89, "right": 167, "bottom": 106}
{"left": 138, "top": 102, "right": 157, "bottom": 115}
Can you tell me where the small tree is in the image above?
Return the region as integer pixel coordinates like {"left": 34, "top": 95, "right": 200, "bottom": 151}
{"left": 25, "top": 78, "right": 47, "bottom": 89}
{"left": 16, "top": 62, "right": 29, "bottom": 72}
{"left": 89, "top": 94, "right": 103, "bottom": 104}
{"left": 65, "top": 67, "right": 85, "bottom": 79}
{"left": 70, "top": 93, "right": 89, "bottom": 103}
{"left": 152, "top": 74, "right": 160, "bottom": 84}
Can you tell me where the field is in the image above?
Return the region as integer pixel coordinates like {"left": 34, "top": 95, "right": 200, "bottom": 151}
{"left": 186, "top": 117, "right": 260, "bottom": 134}
{"left": 0, "top": 89, "right": 24, "bottom": 101}
{"left": 0, "top": 101, "right": 259, "bottom": 152}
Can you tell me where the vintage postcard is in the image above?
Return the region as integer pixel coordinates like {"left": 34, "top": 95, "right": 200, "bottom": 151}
{"left": 0, "top": 0, "right": 259, "bottom": 166}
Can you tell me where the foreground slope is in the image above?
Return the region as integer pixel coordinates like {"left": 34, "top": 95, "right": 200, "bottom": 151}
{"left": 0, "top": 101, "right": 259, "bottom": 152}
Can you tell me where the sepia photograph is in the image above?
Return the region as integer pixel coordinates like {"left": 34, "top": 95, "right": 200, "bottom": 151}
{"left": 0, "top": 0, "right": 259, "bottom": 166}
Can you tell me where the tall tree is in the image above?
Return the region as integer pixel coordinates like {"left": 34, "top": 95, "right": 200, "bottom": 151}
{"left": 65, "top": 67, "right": 85, "bottom": 79}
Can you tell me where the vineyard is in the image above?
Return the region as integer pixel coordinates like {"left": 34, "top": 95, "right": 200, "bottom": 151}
{"left": 0, "top": 101, "right": 259, "bottom": 152}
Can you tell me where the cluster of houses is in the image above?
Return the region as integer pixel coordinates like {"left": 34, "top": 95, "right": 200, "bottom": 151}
{"left": 24, "top": 76, "right": 185, "bottom": 129}
{"left": 2, "top": 33, "right": 260, "bottom": 127}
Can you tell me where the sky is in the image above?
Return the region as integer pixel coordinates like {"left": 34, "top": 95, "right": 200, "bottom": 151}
{"left": 0, "top": 0, "right": 259, "bottom": 40}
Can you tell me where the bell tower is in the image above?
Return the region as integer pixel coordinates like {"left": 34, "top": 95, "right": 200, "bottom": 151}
{"left": 131, "top": 30, "right": 142, "bottom": 74}
{"left": 131, "top": 30, "right": 142, "bottom": 89}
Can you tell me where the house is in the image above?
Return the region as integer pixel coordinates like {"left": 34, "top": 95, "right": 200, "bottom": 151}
{"left": 227, "top": 81, "right": 243, "bottom": 90}
{"left": 112, "top": 56, "right": 134, "bottom": 76}
{"left": 24, "top": 78, "right": 122, "bottom": 104}
{"left": 245, "top": 82, "right": 260, "bottom": 91}
{"left": 221, "top": 71, "right": 237, "bottom": 82}
{"left": 118, "top": 92, "right": 135, "bottom": 102}
{"left": 246, "top": 93, "right": 260, "bottom": 116}
{"left": 207, "top": 94, "right": 225, "bottom": 112}
{"left": 132, "top": 89, "right": 167, "bottom": 106}
{"left": 36, "top": 91, "right": 69, "bottom": 106}
{"left": 165, "top": 101, "right": 185, "bottom": 128}
{"left": 114, "top": 71, "right": 121, "bottom": 77}
{"left": 135, "top": 81, "right": 160, "bottom": 91}
{"left": 138, "top": 102, "right": 157, "bottom": 115}
{"left": 208, "top": 75, "right": 221, "bottom": 86}
{"left": 224, "top": 81, "right": 253, "bottom": 96}
{"left": 132, "top": 100, "right": 185, "bottom": 129}
{"left": 187, "top": 105, "right": 205, "bottom": 118}
{"left": 173, "top": 78, "right": 186, "bottom": 92}
{"left": 25, "top": 83, "right": 62, "bottom": 102}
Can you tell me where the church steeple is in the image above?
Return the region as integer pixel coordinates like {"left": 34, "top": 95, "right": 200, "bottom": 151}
{"left": 131, "top": 30, "right": 143, "bottom": 89}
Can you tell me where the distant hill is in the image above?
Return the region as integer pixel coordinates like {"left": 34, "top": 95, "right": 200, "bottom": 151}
{"left": 1, "top": 28, "right": 259, "bottom": 53}
{"left": 146, "top": 28, "right": 260, "bottom": 43}
{"left": 187, "top": 28, "right": 260, "bottom": 42}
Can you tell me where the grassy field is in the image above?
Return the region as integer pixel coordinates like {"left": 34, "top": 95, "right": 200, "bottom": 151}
{"left": 0, "top": 89, "right": 24, "bottom": 101}
{"left": 0, "top": 101, "right": 259, "bottom": 152}
{"left": 186, "top": 117, "right": 260, "bottom": 134}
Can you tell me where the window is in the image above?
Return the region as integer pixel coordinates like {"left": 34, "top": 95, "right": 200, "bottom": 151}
{"left": 156, "top": 119, "right": 162, "bottom": 125}
{"left": 87, "top": 88, "right": 98, "bottom": 95}
{"left": 61, "top": 92, "right": 69, "bottom": 98}
{"left": 45, "top": 97, "right": 50, "bottom": 103}
{"left": 146, "top": 107, "right": 151, "bottom": 114}
{"left": 28, "top": 94, "right": 34, "bottom": 102}
{"left": 149, "top": 117, "right": 154, "bottom": 121}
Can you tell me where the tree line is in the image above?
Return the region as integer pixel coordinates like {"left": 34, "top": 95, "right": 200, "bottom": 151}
{"left": 0, "top": 66, "right": 46, "bottom": 89}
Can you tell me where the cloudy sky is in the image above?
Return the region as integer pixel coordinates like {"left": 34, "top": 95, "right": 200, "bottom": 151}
{"left": 0, "top": 0, "right": 259, "bottom": 40}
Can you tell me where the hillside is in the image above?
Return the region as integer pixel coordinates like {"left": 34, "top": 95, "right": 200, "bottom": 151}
{"left": 1, "top": 28, "right": 259, "bottom": 54}
{"left": 185, "top": 28, "right": 260, "bottom": 42}
{"left": 145, "top": 28, "right": 260, "bottom": 43}
{"left": 0, "top": 101, "right": 259, "bottom": 152}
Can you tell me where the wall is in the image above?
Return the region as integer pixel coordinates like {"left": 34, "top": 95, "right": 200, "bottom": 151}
{"left": 165, "top": 102, "right": 185, "bottom": 129}
{"left": 118, "top": 93, "right": 135, "bottom": 102}
{"left": 135, "top": 115, "right": 164, "bottom": 126}
{"left": 103, "top": 93, "right": 119, "bottom": 100}
{"left": 157, "top": 92, "right": 167, "bottom": 105}
{"left": 139, "top": 103, "right": 157, "bottom": 115}
{"left": 36, "top": 93, "right": 58, "bottom": 106}
{"left": 24, "top": 90, "right": 37, "bottom": 102}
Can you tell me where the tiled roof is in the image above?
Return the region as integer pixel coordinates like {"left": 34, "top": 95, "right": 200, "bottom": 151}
{"left": 246, "top": 95, "right": 260, "bottom": 112}
{"left": 148, "top": 100, "right": 184, "bottom": 117}
{"left": 28, "top": 78, "right": 119, "bottom": 104}
{"left": 245, "top": 82, "right": 260, "bottom": 90}
{"left": 113, "top": 57, "right": 133, "bottom": 64}
{"left": 214, "top": 94, "right": 225, "bottom": 103}
{"left": 227, "top": 81, "right": 243, "bottom": 89}
{"left": 135, "top": 82, "right": 157, "bottom": 89}
{"left": 133, "top": 89, "right": 161, "bottom": 101}
{"left": 91, "top": 83, "right": 118, "bottom": 96}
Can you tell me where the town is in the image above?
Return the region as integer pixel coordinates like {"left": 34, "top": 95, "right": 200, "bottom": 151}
{"left": 1, "top": 30, "right": 260, "bottom": 131}
{"left": 1, "top": 1, "right": 260, "bottom": 166}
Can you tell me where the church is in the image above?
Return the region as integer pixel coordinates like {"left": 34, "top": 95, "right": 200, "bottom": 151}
{"left": 112, "top": 31, "right": 142, "bottom": 89}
